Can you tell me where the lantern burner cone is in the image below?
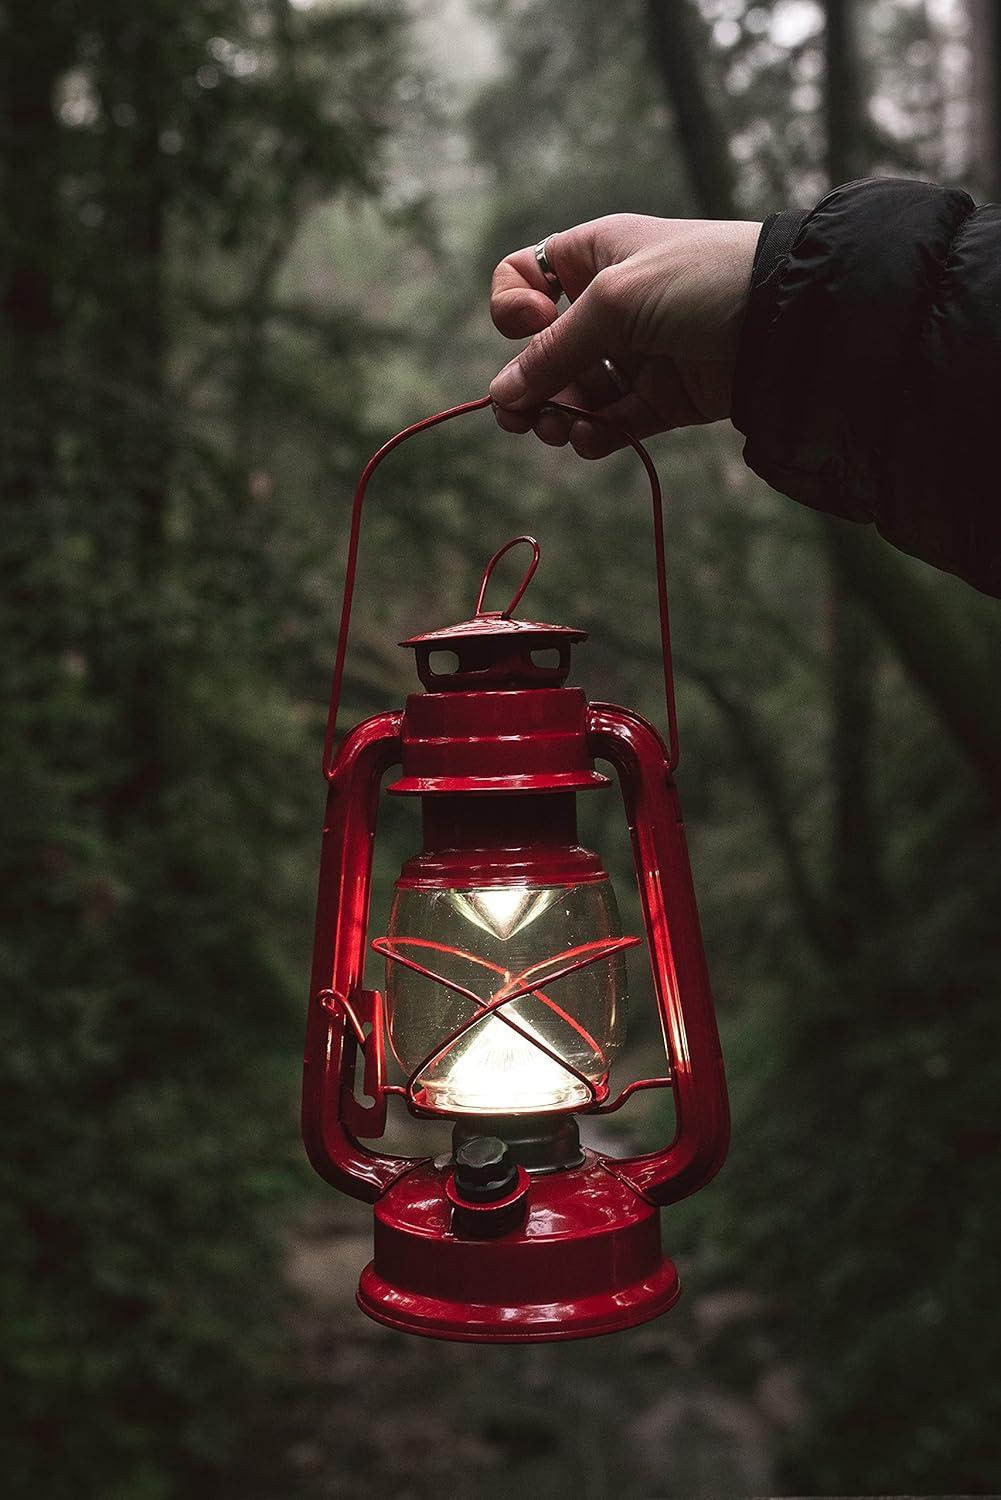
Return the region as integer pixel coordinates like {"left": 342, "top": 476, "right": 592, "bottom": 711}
{"left": 451, "top": 1113, "right": 584, "bottom": 1174}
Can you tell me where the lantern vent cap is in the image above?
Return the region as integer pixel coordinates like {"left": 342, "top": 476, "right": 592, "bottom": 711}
{"left": 400, "top": 613, "right": 586, "bottom": 647}
{"left": 400, "top": 536, "right": 586, "bottom": 693}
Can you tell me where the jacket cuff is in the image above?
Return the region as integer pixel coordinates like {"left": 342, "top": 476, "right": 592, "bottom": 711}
{"left": 730, "top": 178, "right": 976, "bottom": 531}
{"left": 731, "top": 210, "right": 806, "bottom": 438}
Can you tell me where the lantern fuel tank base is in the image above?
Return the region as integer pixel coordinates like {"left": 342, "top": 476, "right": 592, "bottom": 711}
{"left": 356, "top": 1150, "right": 681, "bottom": 1343}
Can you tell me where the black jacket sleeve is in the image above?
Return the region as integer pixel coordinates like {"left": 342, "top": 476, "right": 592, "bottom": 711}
{"left": 732, "top": 176, "right": 1001, "bottom": 597}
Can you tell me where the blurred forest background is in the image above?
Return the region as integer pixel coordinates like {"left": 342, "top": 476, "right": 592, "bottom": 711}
{"left": 2, "top": 0, "right": 1001, "bottom": 1495}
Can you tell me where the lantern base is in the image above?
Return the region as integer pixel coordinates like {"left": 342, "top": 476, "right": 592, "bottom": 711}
{"left": 356, "top": 1150, "right": 681, "bottom": 1343}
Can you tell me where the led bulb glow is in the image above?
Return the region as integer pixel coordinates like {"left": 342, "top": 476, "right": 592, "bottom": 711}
{"left": 449, "top": 886, "right": 560, "bottom": 940}
{"left": 427, "top": 1008, "right": 589, "bottom": 1114}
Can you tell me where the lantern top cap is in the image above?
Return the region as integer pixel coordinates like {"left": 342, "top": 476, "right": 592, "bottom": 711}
{"left": 400, "top": 613, "right": 586, "bottom": 647}
{"left": 399, "top": 535, "right": 587, "bottom": 648}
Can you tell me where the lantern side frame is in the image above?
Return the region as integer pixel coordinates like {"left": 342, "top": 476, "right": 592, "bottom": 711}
{"left": 587, "top": 702, "right": 730, "bottom": 1205}
{"left": 302, "top": 710, "right": 426, "bottom": 1203}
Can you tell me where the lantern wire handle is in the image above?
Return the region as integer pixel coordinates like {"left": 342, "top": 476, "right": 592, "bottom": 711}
{"left": 323, "top": 395, "right": 679, "bottom": 777}
{"left": 474, "top": 534, "right": 540, "bottom": 617}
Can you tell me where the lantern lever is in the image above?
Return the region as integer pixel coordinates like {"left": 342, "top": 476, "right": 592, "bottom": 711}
{"left": 323, "top": 397, "right": 679, "bottom": 778}
{"left": 317, "top": 986, "right": 389, "bottom": 1139}
{"left": 591, "top": 1075, "right": 673, "bottom": 1115}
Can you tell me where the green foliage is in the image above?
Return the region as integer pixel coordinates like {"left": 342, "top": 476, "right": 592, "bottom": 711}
{"left": 0, "top": 0, "right": 411, "bottom": 1493}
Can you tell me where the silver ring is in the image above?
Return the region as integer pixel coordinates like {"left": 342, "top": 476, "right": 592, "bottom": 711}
{"left": 534, "top": 238, "right": 563, "bottom": 301}
{"left": 601, "top": 357, "right": 631, "bottom": 398}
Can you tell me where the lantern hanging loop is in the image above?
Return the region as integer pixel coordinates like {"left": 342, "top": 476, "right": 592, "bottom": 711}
{"left": 474, "top": 534, "right": 540, "bottom": 617}
{"left": 322, "top": 395, "right": 680, "bottom": 778}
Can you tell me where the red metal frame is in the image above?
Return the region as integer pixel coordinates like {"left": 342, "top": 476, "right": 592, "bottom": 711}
{"left": 587, "top": 702, "right": 729, "bottom": 1202}
{"left": 302, "top": 396, "right": 729, "bottom": 1338}
{"left": 302, "top": 711, "right": 415, "bottom": 1201}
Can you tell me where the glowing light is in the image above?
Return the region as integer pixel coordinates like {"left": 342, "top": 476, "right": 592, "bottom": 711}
{"left": 448, "top": 886, "right": 560, "bottom": 940}
{"left": 425, "top": 1008, "right": 589, "bottom": 1115}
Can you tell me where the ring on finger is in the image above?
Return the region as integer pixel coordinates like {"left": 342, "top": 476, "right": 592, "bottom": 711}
{"left": 533, "top": 237, "right": 563, "bottom": 301}
{"left": 600, "top": 357, "right": 631, "bottom": 398}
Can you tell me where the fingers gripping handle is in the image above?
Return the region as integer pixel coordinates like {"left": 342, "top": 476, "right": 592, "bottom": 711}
{"left": 323, "top": 396, "right": 680, "bottom": 776}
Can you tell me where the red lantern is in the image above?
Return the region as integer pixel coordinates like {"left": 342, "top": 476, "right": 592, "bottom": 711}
{"left": 302, "top": 397, "right": 729, "bottom": 1342}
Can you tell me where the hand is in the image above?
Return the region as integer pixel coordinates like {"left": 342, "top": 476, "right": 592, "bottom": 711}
{"left": 489, "top": 214, "right": 761, "bottom": 457}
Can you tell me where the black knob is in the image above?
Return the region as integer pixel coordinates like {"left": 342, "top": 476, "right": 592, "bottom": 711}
{"left": 453, "top": 1136, "right": 518, "bottom": 1203}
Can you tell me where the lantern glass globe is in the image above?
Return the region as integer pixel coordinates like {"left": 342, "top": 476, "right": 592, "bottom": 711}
{"left": 385, "top": 878, "right": 628, "bottom": 1115}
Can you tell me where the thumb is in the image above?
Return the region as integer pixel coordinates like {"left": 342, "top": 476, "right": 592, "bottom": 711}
{"left": 489, "top": 269, "right": 623, "bottom": 410}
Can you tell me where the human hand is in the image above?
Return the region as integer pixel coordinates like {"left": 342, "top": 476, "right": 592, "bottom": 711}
{"left": 489, "top": 214, "right": 761, "bottom": 457}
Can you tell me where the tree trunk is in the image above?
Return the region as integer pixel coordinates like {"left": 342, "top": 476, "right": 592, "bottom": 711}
{"left": 91, "top": 7, "right": 172, "bottom": 821}
{"left": 824, "top": 0, "right": 869, "bottom": 184}
{"left": 828, "top": 523, "right": 1001, "bottom": 802}
{"left": 0, "top": 3, "right": 71, "bottom": 525}
{"left": 689, "top": 667, "right": 837, "bottom": 960}
{"left": 0, "top": 1, "right": 76, "bottom": 772}
{"left": 823, "top": 0, "right": 889, "bottom": 946}
{"left": 645, "top": 0, "right": 739, "bottom": 217}
{"left": 970, "top": 0, "right": 1001, "bottom": 199}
